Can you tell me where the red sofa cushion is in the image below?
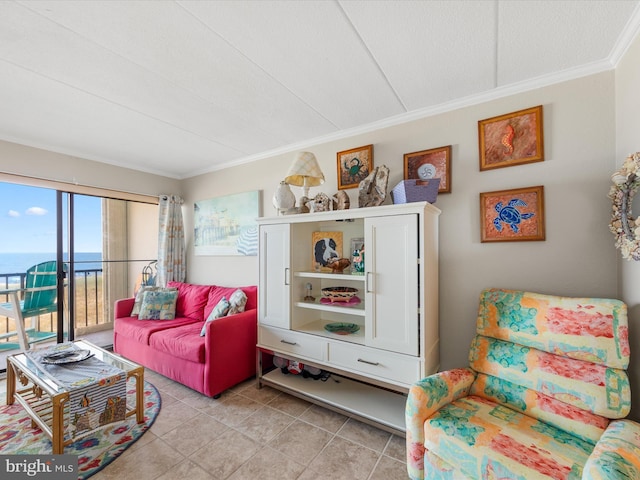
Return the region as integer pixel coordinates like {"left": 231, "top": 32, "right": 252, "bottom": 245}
{"left": 114, "top": 316, "right": 200, "bottom": 345}
{"left": 167, "top": 281, "right": 212, "bottom": 321}
{"left": 149, "top": 322, "right": 205, "bottom": 363}
{"left": 204, "top": 285, "right": 257, "bottom": 320}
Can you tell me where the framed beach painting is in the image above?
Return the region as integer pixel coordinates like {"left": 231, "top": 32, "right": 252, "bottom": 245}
{"left": 194, "top": 190, "right": 261, "bottom": 256}
{"left": 480, "top": 186, "right": 545, "bottom": 242}
{"left": 478, "top": 105, "right": 544, "bottom": 171}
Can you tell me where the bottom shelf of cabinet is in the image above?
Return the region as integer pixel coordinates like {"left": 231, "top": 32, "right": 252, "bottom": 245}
{"left": 260, "top": 368, "right": 407, "bottom": 436}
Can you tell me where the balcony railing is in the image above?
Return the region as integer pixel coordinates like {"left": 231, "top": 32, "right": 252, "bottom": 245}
{"left": 0, "top": 268, "right": 105, "bottom": 345}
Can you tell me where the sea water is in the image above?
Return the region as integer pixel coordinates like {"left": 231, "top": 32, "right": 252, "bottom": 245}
{"left": 0, "top": 252, "right": 102, "bottom": 276}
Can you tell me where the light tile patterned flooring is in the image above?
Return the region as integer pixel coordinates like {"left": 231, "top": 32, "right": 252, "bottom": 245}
{"left": 1, "top": 370, "right": 408, "bottom": 480}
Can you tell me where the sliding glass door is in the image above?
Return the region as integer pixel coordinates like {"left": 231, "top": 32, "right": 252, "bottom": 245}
{"left": 0, "top": 181, "right": 158, "bottom": 360}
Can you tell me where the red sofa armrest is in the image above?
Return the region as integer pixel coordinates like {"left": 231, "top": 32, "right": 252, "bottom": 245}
{"left": 115, "top": 297, "right": 135, "bottom": 319}
{"left": 204, "top": 308, "right": 257, "bottom": 396}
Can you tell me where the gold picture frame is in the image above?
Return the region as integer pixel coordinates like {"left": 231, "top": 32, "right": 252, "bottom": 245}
{"left": 311, "top": 231, "right": 344, "bottom": 272}
{"left": 403, "top": 145, "right": 452, "bottom": 193}
{"left": 337, "top": 144, "right": 373, "bottom": 190}
{"left": 480, "top": 186, "right": 545, "bottom": 242}
{"left": 478, "top": 105, "right": 544, "bottom": 171}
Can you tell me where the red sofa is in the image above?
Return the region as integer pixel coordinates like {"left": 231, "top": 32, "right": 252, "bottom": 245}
{"left": 113, "top": 281, "right": 257, "bottom": 398}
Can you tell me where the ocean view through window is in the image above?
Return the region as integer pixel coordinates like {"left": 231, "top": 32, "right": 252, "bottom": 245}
{"left": 0, "top": 182, "right": 104, "bottom": 352}
{"left": 0, "top": 252, "right": 103, "bottom": 277}
{"left": 0, "top": 180, "right": 159, "bottom": 360}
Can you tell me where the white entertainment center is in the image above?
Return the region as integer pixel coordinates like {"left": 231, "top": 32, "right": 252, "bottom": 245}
{"left": 256, "top": 201, "right": 440, "bottom": 435}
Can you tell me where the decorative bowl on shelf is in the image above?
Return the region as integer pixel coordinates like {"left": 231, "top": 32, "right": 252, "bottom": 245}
{"left": 324, "top": 322, "right": 360, "bottom": 335}
{"left": 321, "top": 286, "right": 358, "bottom": 303}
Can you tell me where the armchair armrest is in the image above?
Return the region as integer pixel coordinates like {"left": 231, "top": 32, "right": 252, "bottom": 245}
{"left": 583, "top": 419, "right": 640, "bottom": 479}
{"left": 203, "top": 308, "right": 257, "bottom": 396}
{"left": 114, "top": 298, "right": 135, "bottom": 319}
{"left": 406, "top": 368, "right": 477, "bottom": 480}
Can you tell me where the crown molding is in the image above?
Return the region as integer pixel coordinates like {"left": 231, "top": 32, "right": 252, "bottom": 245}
{"left": 191, "top": 58, "right": 617, "bottom": 179}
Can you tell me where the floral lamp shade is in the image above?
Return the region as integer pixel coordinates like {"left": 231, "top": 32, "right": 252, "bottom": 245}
{"left": 285, "top": 151, "right": 325, "bottom": 198}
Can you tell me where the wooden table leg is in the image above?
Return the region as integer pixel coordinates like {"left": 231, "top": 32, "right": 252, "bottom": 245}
{"left": 6, "top": 360, "right": 16, "bottom": 405}
{"left": 130, "top": 369, "right": 145, "bottom": 423}
{"left": 52, "top": 394, "right": 67, "bottom": 454}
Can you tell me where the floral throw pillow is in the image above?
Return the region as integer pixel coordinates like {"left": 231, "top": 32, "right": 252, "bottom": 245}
{"left": 200, "top": 296, "right": 230, "bottom": 336}
{"left": 227, "top": 289, "right": 248, "bottom": 316}
{"left": 138, "top": 289, "right": 179, "bottom": 320}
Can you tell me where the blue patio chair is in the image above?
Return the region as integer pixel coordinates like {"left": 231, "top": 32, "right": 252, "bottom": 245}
{"left": 0, "top": 261, "right": 63, "bottom": 351}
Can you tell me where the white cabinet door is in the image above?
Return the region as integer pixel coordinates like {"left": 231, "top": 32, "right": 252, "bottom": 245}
{"left": 258, "top": 223, "right": 291, "bottom": 329}
{"left": 364, "top": 214, "right": 418, "bottom": 355}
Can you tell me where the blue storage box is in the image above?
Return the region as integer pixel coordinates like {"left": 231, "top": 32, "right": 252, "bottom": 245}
{"left": 391, "top": 179, "right": 440, "bottom": 204}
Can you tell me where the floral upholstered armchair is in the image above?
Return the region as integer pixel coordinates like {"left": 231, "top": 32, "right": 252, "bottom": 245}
{"left": 406, "top": 288, "right": 640, "bottom": 479}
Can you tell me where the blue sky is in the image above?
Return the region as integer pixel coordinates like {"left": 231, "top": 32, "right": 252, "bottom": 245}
{"left": 0, "top": 182, "right": 102, "bottom": 253}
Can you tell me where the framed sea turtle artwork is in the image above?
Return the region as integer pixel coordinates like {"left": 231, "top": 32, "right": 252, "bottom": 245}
{"left": 337, "top": 144, "right": 373, "bottom": 190}
{"left": 480, "top": 186, "right": 545, "bottom": 242}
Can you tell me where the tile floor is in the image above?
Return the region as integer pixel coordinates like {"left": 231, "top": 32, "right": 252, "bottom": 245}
{"left": 1, "top": 370, "right": 408, "bottom": 480}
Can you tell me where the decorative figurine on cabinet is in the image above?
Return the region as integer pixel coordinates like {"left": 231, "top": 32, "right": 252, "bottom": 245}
{"left": 358, "top": 165, "right": 390, "bottom": 207}
{"left": 352, "top": 247, "right": 365, "bottom": 275}
{"left": 272, "top": 181, "right": 296, "bottom": 215}
{"left": 304, "top": 282, "right": 315, "bottom": 301}
{"left": 332, "top": 190, "right": 350, "bottom": 210}
{"left": 325, "top": 258, "right": 351, "bottom": 274}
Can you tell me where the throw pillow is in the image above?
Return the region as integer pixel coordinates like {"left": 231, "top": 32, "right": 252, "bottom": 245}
{"left": 138, "top": 289, "right": 179, "bottom": 320}
{"left": 227, "top": 289, "right": 248, "bottom": 316}
{"left": 132, "top": 285, "right": 159, "bottom": 316}
{"left": 200, "top": 296, "right": 230, "bottom": 336}
{"left": 167, "top": 281, "right": 212, "bottom": 320}
{"left": 132, "top": 286, "right": 177, "bottom": 315}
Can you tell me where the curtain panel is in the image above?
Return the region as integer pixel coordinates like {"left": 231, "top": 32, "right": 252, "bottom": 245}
{"left": 157, "top": 195, "right": 186, "bottom": 286}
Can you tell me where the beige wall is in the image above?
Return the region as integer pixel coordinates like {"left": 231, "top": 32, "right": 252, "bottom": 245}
{"left": 616, "top": 31, "right": 640, "bottom": 421}
{"left": 0, "top": 139, "right": 180, "bottom": 197}
{"left": 127, "top": 202, "right": 160, "bottom": 294}
{"left": 183, "top": 71, "right": 620, "bottom": 398}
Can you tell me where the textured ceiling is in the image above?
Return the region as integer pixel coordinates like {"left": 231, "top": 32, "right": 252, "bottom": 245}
{"left": 0, "top": 0, "right": 639, "bottom": 179}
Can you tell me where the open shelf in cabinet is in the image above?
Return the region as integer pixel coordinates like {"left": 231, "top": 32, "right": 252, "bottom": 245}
{"left": 295, "top": 271, "right": 365, "bottom": 281}
{"left": 293, "top": 270, "right": 366, "bottom": 329}
{"left": 294, "top": 298, "right": 365, "bottom": 316}
{"left": 293, "top": 318, "right": 365, "bottom": 345}
{"left": 260, "top": 368, "right": 406, "bottom": 436}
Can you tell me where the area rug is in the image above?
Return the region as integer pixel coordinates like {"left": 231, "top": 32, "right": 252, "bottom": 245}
{"left": 0, "top": 379, "right": 161, "bottom": 479}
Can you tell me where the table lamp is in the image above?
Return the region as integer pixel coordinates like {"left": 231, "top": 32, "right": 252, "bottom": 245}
{"left": 284, "top": 152, "right": 325, "bottom": 207}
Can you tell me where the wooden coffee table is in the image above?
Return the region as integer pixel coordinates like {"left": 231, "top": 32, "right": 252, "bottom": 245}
{"left": 6, "top": 339, "right": 144, "bottom": 454}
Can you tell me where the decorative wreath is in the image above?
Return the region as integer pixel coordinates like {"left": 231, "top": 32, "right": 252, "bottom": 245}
{"left": 609, "top": 152, "right": 640, "bottom": 260}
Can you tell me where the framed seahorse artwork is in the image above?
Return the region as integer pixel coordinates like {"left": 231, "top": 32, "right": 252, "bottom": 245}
{"left": 480, "top": 185, "right": 545, "bottom": 242}
{"left": 478, "top": 105, "right": 544, "bottom": 171}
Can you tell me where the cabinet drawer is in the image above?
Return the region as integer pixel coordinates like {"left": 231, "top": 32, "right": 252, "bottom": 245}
{"left": 259, "top": 326, "right": 326, "bottom": 361}
{"left": 328, "top": 342, "right": 420, "bottom": 385}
